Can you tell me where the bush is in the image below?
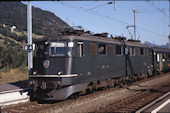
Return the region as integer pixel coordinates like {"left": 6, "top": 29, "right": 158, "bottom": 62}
{"left": 0, "top": 25, "right": 28, "bottom": 43}
{"left": 0, "top": 46, "right": 27, "bottom": 69}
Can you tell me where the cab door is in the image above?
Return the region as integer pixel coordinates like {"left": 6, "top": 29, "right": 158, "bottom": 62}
{"left": 74, "top": 42, "right": 85, "bottom": 75}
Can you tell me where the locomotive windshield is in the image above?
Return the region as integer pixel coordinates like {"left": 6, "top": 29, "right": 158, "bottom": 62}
{"left": 50, "top": 42, "right": 74, "bottom": 56}
{"left": 50, "top": 42, "right": 67, "bottom": 55}
{"left": 34, "top": 41, "right": 74, "bottom": 57}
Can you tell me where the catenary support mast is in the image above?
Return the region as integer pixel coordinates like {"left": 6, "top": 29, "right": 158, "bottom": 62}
{"left": 169, "top": 0, "right": 170, "bottom": 49}
{"left": 133, "top": 10, "right": 136, "bottom": 40}
{"left": 27, "top": 1, "right": 33, "bottom": 77}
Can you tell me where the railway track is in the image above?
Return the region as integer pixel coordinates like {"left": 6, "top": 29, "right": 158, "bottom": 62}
{"left": 1, "top": 72, "right": 170, "bottom": 113}
{"left": 93, "top": 79, "right": 170, "bottom": 112}
{"left": 1, "top": 96, "right": 79, "bottom": 113}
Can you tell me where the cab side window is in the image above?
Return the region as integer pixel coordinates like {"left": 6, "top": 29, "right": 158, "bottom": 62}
{"left": 136, "top": 48, "right": 140, "bottom": 56}
{"left": 77, "top": 42, "right": 84, "bottom": 57}
{"left": 108, "top": 45, "right": 114, "bottom": 55}
{"left": 140, "top": 48, "right": 144, "bottom": 56}
{"left": 116, "top": 45, "right": 122, "bottom": 55}
{"left": 130, "top": 47, "right": 135, "bottom": 56}
{"left": 98, "top": 44, "right": 106, "bottom": 55}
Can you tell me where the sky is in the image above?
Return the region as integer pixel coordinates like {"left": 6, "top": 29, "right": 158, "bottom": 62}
{"left": 23, "top": 1, "right": 169, "bottom": 45}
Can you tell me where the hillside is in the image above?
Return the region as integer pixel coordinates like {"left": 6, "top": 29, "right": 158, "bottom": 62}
{"left": 0, "top": 2, "right": 69, "bottom": 36}
{"left": 0, "top": 2, "right": 70, "bottom": 78}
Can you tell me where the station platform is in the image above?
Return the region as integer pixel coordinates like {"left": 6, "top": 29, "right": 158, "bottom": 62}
{"left": 136, "top": 91, "right": 170, "bottom": 113}
{"left": 0, "top": 82, "right": 30, "bottom": 106}
{"left": 0, "top": 82, "right": 23, "bottom": 92}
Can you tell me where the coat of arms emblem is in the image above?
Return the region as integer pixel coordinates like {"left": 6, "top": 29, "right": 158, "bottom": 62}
{"left": 43, "top": 60, "right": 50, "bottom": 68}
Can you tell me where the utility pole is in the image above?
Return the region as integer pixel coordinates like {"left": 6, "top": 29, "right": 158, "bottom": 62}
{"left": 168, "top": 33, "right": 170, "bottom": 49}
{"left": 27, "top": 1, "right": 33, "bottom": 77}
{"left": 132, "top": 10, "right": 137, "bottom": 40}
{"left": 168, "top": 0, "right": 170, "bottom": 49}
{"left": 114, "top": 0, "right": 116, "bottom": 10}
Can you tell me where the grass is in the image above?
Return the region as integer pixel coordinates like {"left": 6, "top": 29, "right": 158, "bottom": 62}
{"left": 0, "top": 33, "right": 22, "bottom": 45}
{"left": 13, "top": 30, "right": 44, "bottom": 39}
{"left": 0, "top": 39, "right": 6, "bottom": 48}
{"left": 0, "top": 67, "right": 29, "bottom": 83}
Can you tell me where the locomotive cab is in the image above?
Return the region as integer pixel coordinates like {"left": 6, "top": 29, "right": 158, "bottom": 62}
{"left": 32, "top": 40, "right": 75, "bottom": 76}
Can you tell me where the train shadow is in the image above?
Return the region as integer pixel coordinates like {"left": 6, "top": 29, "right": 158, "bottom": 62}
{"left": 36, "top": 100, "right": 63, "bottom": 104}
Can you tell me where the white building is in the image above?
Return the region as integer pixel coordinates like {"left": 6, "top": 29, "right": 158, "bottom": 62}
{"left": 3, "top": 24, "right": 6, "bottom": 27}
{"left": 10, "top": 26, "right": 16, "bottom": 31}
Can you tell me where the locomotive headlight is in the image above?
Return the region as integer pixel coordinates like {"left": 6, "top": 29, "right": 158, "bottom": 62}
{"left": 33, "top": 71, "right": 37, "bottom": 75}
{"left": 58, "top": 71, "right": 63, "bottom": 75}
{"left": 45, "top": 41, "right": 49, "bottom": 45}
{"left": 68, "top": 42, "right": 74, "bottom": 47}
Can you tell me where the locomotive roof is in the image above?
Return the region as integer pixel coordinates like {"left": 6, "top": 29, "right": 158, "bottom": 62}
{"left": 36, "top": 35, "right": 149, "bottom": 48}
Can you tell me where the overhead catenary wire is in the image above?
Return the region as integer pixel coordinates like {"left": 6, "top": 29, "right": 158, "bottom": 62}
{"left": 52, "top": 8, "right": 123, "bottom": 36}
{"left": 58, "top": 2, "right": 130, "bottom": 26}
{"left": 134, "top": 2, "right": 168, "bottom": 25}
{"left": 58, "top": 2, "right": 168, "bottom": 39}
{"left": 146, "top": 1, "right": 169, "bottom": 18}
{"left": 135, "top": 8, "right": 169, "bottom": 13}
